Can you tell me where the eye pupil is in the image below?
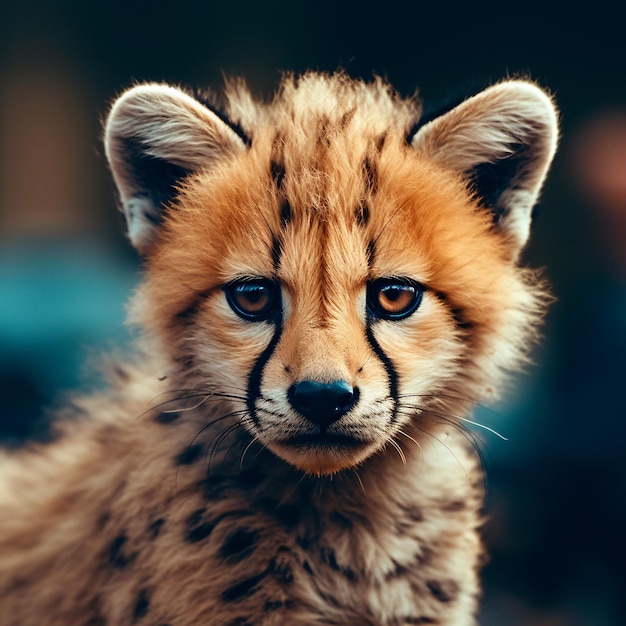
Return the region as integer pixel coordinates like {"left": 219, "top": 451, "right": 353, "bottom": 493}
{"left": 367, "top": 278, "right": 424, "bottom": 320}
{"left": 225, "top": 280, "right": 279, "bottom": 321}
{"left": 382, "top": 287, "right": 404, "bottom": 302}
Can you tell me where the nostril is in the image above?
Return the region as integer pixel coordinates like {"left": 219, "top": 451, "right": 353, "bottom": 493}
{"left": 287, "top": 380, "right": 359, "bottom": 428}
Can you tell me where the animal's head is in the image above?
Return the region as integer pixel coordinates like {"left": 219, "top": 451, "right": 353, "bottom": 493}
{"left": 105, "top": 73, "right": 557, "bottom": 475}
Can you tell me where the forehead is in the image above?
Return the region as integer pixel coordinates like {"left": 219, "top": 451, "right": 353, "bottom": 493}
{"left": 154, "top": 121, "right": 503, "bottom": 302}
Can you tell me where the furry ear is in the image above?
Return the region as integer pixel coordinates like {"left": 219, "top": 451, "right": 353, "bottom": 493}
{"left": 104, "top": 84, "right": 246, "bottom": 253}
{"left": 410, "top": 81, "right": 558, "bottom": 259}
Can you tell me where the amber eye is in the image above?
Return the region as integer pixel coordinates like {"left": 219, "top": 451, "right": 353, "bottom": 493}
{"left": 367, "top": 278, "right": 424, "bottom": 320}
{"left": 224, "top": 279, "right": 280, "bottom": 321}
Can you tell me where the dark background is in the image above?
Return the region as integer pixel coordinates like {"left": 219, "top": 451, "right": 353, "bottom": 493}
{"left": 1, "top": 2, "right": 625, "bottom": 624}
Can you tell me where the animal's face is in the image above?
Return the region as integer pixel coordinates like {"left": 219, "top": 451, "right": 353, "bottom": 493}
{"left": 105, "top": 74, "right": 557, "bottom": 475}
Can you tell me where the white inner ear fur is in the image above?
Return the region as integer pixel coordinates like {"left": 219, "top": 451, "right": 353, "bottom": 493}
{"left": 410, "top": 81, "right": 558, "bottom": 258}
{"left": 104, "top": 84, "right": 246, "bottom": 253}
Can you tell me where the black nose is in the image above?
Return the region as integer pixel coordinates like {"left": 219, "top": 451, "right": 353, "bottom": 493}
{"left": 287, "top": 380, "right": 358, "bottom": 428}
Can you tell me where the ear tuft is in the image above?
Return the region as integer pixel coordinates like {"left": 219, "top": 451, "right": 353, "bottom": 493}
{"left": 104, "top": 84, "right": 246, "bottom": 253}
{"left": 410, "top": 81, "right": 558, "bottom": 259}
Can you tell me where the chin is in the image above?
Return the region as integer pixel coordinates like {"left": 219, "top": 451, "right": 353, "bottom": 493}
{"left": 269, "top": 434, "right": 378, "bottom": 476}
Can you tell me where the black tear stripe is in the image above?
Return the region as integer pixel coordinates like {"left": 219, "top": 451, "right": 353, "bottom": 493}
{"left": 246, "top": 308, "right": 283, "bottom": 429}
{"left": 365, "top": 321, "right": 399, "bottom": 424}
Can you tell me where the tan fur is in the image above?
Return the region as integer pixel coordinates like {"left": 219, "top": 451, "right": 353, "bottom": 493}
{"left": 0, "top": 72, "right": 558, "bottom": 625}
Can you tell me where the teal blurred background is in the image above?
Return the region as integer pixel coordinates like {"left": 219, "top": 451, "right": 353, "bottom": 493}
{"left": 1, "top": 1, "right": 625, "bottom": 623}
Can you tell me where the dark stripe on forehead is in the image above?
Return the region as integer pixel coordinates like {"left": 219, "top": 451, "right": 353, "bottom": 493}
{"left": 280, "top": 200, "right": 292, "bottom": 228}
{"left": 355, "top": 202, "right": 370, "bottom": 228}
{"left": 365, "top": 321, "right": 399, "bottom": 423}
{"left": 270, "top": 234, "right": 282, "bottom": 270}
{"left": 375, "top": 132, "right": 388, "bottom": 153}
{"left": 366, "top": 240, "right": 376, "bottom": 267}
{"left": 270, "top": 160, "right": 285, "bottom": 189}
{"left": 340, "top": 106, "right": 357, "bottom": 130}
{"left": 362, "top": 156, "right": 379, "bottom": 194}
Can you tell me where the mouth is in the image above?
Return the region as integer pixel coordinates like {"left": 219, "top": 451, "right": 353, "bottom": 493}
{"left": 282, "top": 431, "right": 366, "bottom": 449}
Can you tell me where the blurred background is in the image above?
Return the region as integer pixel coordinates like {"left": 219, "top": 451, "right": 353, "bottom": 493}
{"left": 1, "top": 1, "right": 624, "bottom": 623}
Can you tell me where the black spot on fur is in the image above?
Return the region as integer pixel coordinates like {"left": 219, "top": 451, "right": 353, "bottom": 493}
{"left": 426, "top": 579, "right": 459, "bottom": 604}
{"left": 185, "top": 509, "right": 215, "bottom": 543}
{"left": 302, "top": 560, "right": 314, "bottom": 575}
{"left": 108, "top": 534, "right": 134, "bottom": 569}
{"left": 434, "top": 291, "right": 474, "bottom": 331}
{"left": 221, "top": 570, "right": 268, "bottom": 602}
{"left": 264, "top": 599, "right": 284, "bottom": 611}
{"left": 386, "top": 560, "right": 409, "bottom": 580}
{"left": 355, "top": 202, "right": 370, "bottom": 227}
{"left": 132, "top": 588, "right": 150, "bottom": 621}
{"left": 220, "top": 528, "right": 259, "bottom": 563}
{"left": 96, "top": 512, "right": 111, "bottom": 530}
{"left": 274, "top": 503, "right": 301, "bottom": 528}
{"left": 175, "top": 444, "right": 204, "bottom": 466}
{"left": 201, "top": 473, "right": 233, "bottom": 500}
{"left": 114, "top": 366, "right": 130, "bottom": 382}
{"left": 442, "top": 500, "right": 466, "bottom": 512}
{"left": 330, "top": 511, "right": 353, "bottom": 528}
{"left": 148, "top": 518, "right": 165, "bottom": 539}
{"left": 85, "top": 605, "right": 107, "bottom": 626}
{"left": 404, "top": 618, "right": 438, "bottom": 624}
{"left": 450, "top": 307, "right": 474, "bottom": 330}
{"left": 238, "top": 468, "right": 266, "bottom": 489}
{"left": 320, "top": 546, "right": 357, "bottom": 582}
{"left": 320, "top": 547, "right": 341, "bottom": 571}
{"left": 270, "top": 558, "right": 294, "bottom": 585}
{"left": 402, "top": 504, "right": 424, "bottom": 523}
{"left": 154, "top": 411, "right": 181, "bottom": 424}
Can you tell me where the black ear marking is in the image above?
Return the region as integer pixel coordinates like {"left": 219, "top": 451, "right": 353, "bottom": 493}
{"left": 105, "top": 83, "right": 247, "bottom": 254}
{"left": 467, "top": 145, "right": 528, "bottom": 220}
{"left": 122, "top": 138, "right": 190, "bottom": 223}
{"left": 409, "top": 80, "right": 558, "bottom": 259}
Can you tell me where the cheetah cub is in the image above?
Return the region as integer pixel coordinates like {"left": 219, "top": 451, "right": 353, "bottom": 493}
{"left": 0, "top": 73, "right": 558, "bottom": 625}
